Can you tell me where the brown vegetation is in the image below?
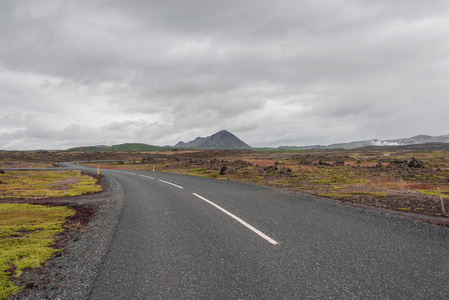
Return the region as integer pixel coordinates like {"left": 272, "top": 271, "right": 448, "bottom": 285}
{"left": 82, "top": 148, "right": 449, "bottom": 219}
{"left": 2, "top": 148, "right": 448, "bottom": 219}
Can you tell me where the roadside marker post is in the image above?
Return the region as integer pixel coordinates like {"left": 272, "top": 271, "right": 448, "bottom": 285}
{"left": 153, "top": 166, "right": 155, "bottom": 172}
{"left": 437, "top": 187, "right": 446, "bottom": 216}
{"left": 97, "top": 165, "right": 100, "bottom": 176}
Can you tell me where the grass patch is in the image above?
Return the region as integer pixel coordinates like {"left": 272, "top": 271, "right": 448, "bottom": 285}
{"left": 186, "top": 168, "right": 221, "bottom": 179}
{"left": 310, "top": 175, "right": 371, "bottom": 185}
{"left": 351, "top": 191, "right": 389, "bottom": 197}
{"left": 188, "top": 168, "right": 210, "bottom": 173}
{"left": 318, "top": 192, "right": 353, "bottom": 198}
{"left": 396, "top": 207, "right": 411, "bottom": 211}
{"left": 299, "top": 166, "right": 372, "bottom": 186}
{"left": 0, "top": 171, "right": 102, "bottom": 200}
{"left": 317, "top": 191, "right": 389, "bottom": 198}
{"left": 207, "top": 173, "right": 220, "bottom": 179}
{"left": 417, "top": 190, "right": 449, "bottom": 198}
{"left": 0, "top": 203, "right": 75, "bottom": 299}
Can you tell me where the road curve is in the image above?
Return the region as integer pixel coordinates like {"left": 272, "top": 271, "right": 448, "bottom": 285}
{"left": 70, "top": 164, "right": 449, "bottom": 299}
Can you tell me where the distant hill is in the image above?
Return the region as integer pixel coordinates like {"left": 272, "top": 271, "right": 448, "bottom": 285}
{"left": 67, "top": 145, "right": 109, "bottom": 151}
{"left": 387, "top": 134, "right": 449, "bottom": 145}
{"left": 68, "top": 143, "right": 169, "bottom": 152}
{"left": 104, "top": 143, "right": 168, "bottom": 151}
{"left": 279, "top": 134, "right": 449, "bottom": 150}
{"left": 364, "top": 142, "right": 449, "bottom": 151}
{"left": 175, "top": 130, "right": 252, "bottom": 149}
{"left": 66, "top": 133, "right": 449, "bottom": 152}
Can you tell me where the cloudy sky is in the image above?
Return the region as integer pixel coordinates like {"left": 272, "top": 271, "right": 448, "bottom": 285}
{"left": 1, "top": 0, "right": 449, "bottom": 150}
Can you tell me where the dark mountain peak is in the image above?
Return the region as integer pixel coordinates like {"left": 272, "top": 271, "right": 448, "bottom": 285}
{"left": 210, "top": 130, "right": 235, "bottom": 140}
{"left": 175, "top": 130, "right": 252, "bottom": 149}
{"left": 216, "top": 129, "right": 231, "bottom": 135}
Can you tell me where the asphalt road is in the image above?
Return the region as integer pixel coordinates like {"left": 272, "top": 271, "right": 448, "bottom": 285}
{"left": 71, "top": 164, "right": 449, "bottom": 299}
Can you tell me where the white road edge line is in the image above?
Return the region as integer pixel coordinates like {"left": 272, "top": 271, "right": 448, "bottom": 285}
{"left": 139, "top": 174, "right": 155, "bottom": 179}
{"left": 123, "top": 171, "right": 135, "bottom": 175}
{"left": 159, "top": 179, "right": 184, "bottom": 189}
{"left": 192, "top": 193, "right": 279, "bottom": 245}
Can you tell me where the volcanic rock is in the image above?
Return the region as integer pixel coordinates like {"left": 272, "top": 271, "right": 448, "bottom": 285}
{"left": 408, "top": 157, "right": 425, "bottom": 168}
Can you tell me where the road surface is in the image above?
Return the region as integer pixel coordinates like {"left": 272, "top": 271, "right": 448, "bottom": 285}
{"left": 71, "top": 164, "right": 449, "bottom": 299}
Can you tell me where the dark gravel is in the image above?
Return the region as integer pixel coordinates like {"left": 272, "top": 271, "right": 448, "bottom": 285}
{"left": 7, "top": 175, "right": 125, "bottom": 300}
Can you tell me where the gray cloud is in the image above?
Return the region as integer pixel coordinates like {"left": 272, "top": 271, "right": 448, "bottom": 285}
{"left": 1, "top": 0, "right": 449, "bottom": 149}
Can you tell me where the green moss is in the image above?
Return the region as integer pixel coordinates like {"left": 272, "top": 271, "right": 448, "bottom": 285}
{"left": 351, "top": 192, "right": 389, "bottom": 197}
{"left": 0, "top": 171, "right": 102, "bottom": 200}
{"left": 396, "top": 207, "right": 411, "bottom": 211}
{"left": 0, "top": 203, "right": 75, "bottom": 299}
{"left": 276, "top": 179, "right": 296, "bottom": 186}
{"left": 426, "top": 174, "right": 445, "bottom": 181}
{"left": 318, "top": 192, "right": 353, "bottom": 197}
{"left": 311, "top": 176, "right": 370, "bottom": 185}
{"left": 417, "top": 190, "right": 449, "bottom": 198}
{"left": 317, "top": 191, "right": 389, "bottom": 198}
{"left": 188, "top": 168, "right": 209, "bottom": 173}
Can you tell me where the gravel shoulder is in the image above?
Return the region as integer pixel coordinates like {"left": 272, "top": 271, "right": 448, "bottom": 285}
{"left": 7, "top": 174, "right": 125, "bottom": 300}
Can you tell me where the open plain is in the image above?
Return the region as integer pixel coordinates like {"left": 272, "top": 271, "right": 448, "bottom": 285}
{"left": 1, "top": 146, "right": 449, "bottom": 298}
{"left": 2, "top": 147, "right": 449, "bottom": 221}
{"left": 76, "top": 147, "right": 449, "bottom": 221}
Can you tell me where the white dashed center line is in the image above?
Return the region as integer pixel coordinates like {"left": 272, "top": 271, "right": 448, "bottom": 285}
{"left": 192, "top": 193, "right": 279, "bottom": 245}
{"left": 159, "top": 180, "right": 184, "bottom": 189}
{"left": 102, "top": 168, "right": 276, "bottom": 244}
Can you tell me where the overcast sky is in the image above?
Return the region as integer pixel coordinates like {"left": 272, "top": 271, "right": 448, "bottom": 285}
{"left": 1, "top": 0, "right": 449, "bottom": 150}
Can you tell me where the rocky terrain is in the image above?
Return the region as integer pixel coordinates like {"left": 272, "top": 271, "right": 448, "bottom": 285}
{"left": 1, "top": 146, "right": 448, "bottom": 298}
{"left": 2, "top": 146, "right": 448, "bottom": 223}
{"left": 82, "top": 148, "right": 449, "bottom": 224}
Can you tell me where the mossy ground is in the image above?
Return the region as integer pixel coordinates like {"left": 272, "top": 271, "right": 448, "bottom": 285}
{"left": 0, "top": 203, "right": 75, "bottom": 299}
{"left": 0, "top": 170, "right": 102, "bottom": 299}
{"left": 0, "top": 170, "right": 102, "bottom": 200}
